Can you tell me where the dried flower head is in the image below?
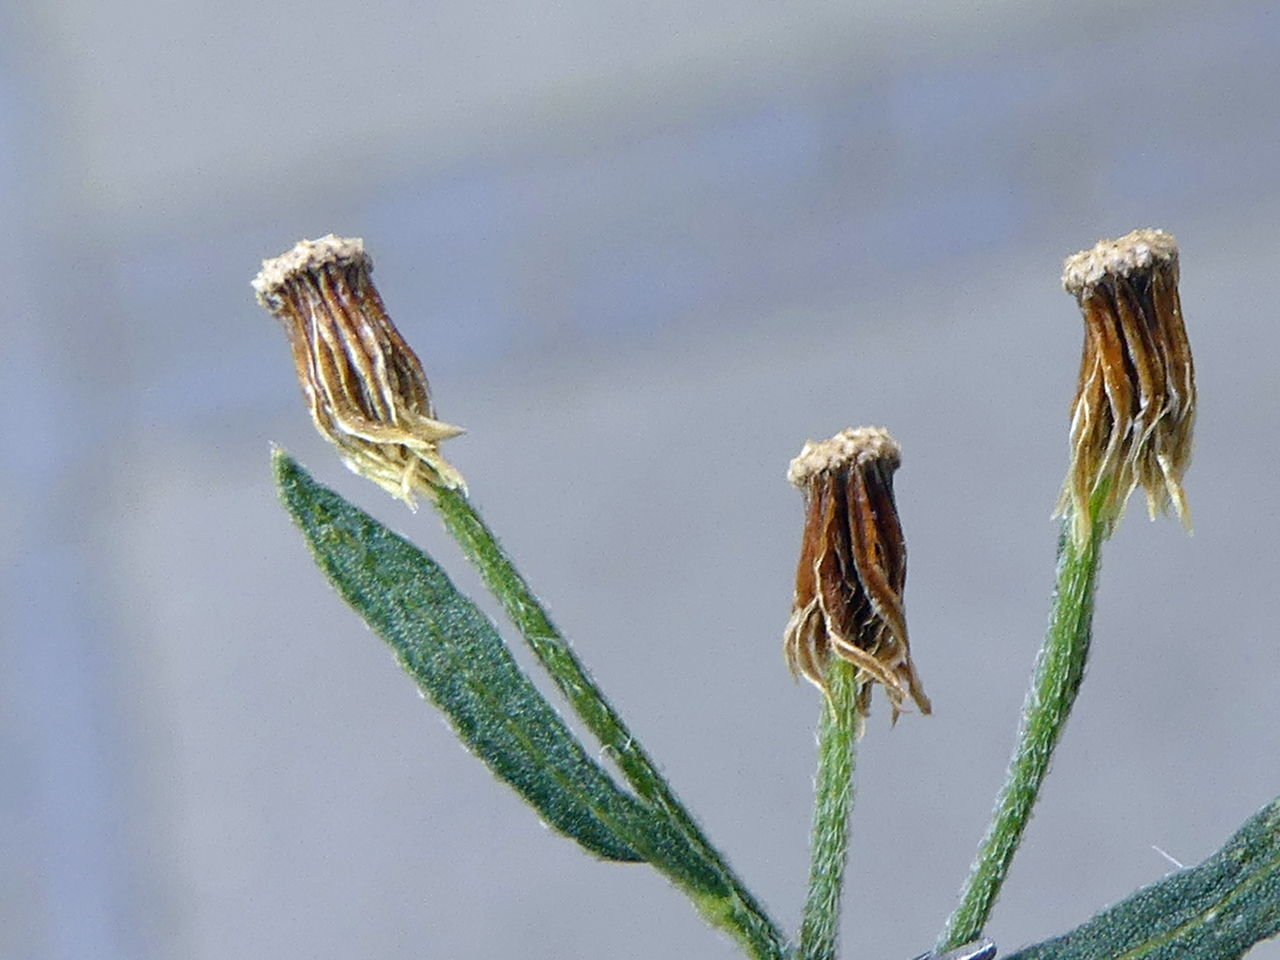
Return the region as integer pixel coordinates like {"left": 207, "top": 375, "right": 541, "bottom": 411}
{"left": 1059, "top": 228, "right": 1195, "bottom": 547}
{"left": 784, "top": 427, "right": 931, "bottom": 721}
{"left": 254, "top": 235, "right": 465, "bottom": 505}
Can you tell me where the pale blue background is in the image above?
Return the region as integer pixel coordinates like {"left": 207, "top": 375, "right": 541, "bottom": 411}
{"left": 2, "top": 1, "right": 1280, "bottom": 957}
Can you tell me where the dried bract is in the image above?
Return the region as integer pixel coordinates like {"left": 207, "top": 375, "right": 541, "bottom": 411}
{"left": 784, "top": 427, "right": 930, "bottom": 720}
{"left": 254, "top": 235, "right": 465, "bottom": 505}
{"left": 1059, "top": 229, "right": 1194, "bottom": 546}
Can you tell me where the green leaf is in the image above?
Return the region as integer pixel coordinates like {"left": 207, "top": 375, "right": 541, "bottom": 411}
{"left": 274, "top": 451, "right": 660, "bottom": 865}
{"left": 1006, "top": 797, "right": 1280, "bottom": 960}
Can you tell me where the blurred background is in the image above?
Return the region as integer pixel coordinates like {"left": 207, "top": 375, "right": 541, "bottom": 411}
{"left": 2, "top": 0, "right": 1279, "bottom": 957}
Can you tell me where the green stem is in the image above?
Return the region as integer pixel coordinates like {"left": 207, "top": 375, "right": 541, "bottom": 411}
{"left": 799, "top": 660, "right": 860, "bottom": 960}
{"left": 432, "top": 486, "right": 788, "bottom": 960}
{"left": 937, "top": 519, "right": 1103, "bottom": 952}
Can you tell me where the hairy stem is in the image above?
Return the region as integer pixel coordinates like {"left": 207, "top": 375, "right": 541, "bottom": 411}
{"left": 433, "top": 486, "right": 788, "bottom": 960}
{"left": 799, "top": 659, "right": 860, "bottom": 960}
{"left": 937, "top": 519, "right": 1103, "bottom": 951}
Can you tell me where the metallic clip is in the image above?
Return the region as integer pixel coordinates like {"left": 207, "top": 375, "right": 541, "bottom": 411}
{"left": 910, "top": 937, "right": 997, "bottom": 960}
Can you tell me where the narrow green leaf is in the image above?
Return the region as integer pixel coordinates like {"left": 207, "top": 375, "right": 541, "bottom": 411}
{"left": 275, "top": 451, "right": 664, "bottom": 865}
{"left": 1006, "top": 797, "right": 1280, "bottom": 960}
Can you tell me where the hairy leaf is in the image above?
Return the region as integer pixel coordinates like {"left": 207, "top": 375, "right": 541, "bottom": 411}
{"left": 274, "top": 451, "right": 658, "bottom": 864}
{"left": 1007, "top": 797, "right": 1280, "bottom": 960}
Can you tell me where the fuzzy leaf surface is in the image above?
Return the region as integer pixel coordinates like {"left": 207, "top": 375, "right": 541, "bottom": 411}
{"left": 1007, "top": 797, "right": 1280, "bottom": 960}
{"left": 274, "top": 451, "right": 657, "bottom": 864}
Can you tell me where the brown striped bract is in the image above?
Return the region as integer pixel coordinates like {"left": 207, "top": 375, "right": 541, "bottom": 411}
{"left": 254, "top": 235, "right": 465, "bottom": 505}
{"left": 784, "top": 427, "right": 930, "bottom": 721}
{"left": 1059, "top": 229, "right": 1194, "bottom": 546}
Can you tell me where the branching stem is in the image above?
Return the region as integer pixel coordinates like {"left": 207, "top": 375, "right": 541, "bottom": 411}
{"left": 433, "top": 486, "right": 788, "bottom": 960}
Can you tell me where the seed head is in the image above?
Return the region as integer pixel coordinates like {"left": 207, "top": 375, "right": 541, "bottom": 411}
{"left": 784, "top": 427, "right": 930, "bottom": 721}
{"left": 254, "top": 235, "right": 465, "bottom": 506}
{"left": 1058, "top": 229, "right": 1194, "bottom": 546}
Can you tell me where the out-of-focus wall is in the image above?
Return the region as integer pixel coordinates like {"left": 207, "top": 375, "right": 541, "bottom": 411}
{"left": 3, "top": 1, "right": 1280, "bottom": 958}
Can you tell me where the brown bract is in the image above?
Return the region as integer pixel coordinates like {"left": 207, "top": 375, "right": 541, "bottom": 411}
{"left": 1059, "top": 228, "right": 1194, "bottom": 547}
{"left": 784, "top": 427, "right": 930, "bottom": 721}
{"left": 253, "top": 235, "right": 466, "bottom": 506}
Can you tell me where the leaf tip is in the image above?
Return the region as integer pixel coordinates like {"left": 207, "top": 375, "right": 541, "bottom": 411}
{"left": 271, "top": 444, "right": 295, "bottom": 480}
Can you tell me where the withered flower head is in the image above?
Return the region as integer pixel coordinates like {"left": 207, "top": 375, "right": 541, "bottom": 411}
{"left": 1058, "top": 228, "right": 1195, "bottom": 547}
{"left": 253, "top": 235, "right": 466, "bottom": 506}
{"left": 784, "top": 427, "right": 931, "bottom": 721}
